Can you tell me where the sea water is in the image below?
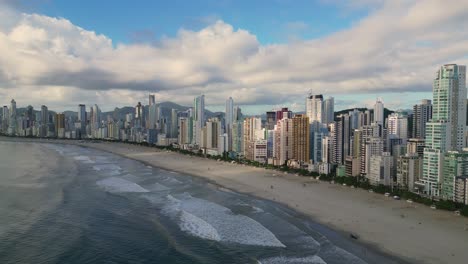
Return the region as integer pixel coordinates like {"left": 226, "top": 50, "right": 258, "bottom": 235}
{"left": 0, "top": 141, "right": 401, "bottom": 264}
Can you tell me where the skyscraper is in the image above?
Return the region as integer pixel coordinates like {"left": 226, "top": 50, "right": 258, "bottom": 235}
{"left": 40, "top": 105, "right": 48, "bottom": 137}
{"left": 387, "top": 112, "right": 408, "bottom": 142}
{"left": 412, "top": 99, "right": 432, "bottom": 139}
{"left": 421, "top": 64, "right": 467, "bottom": 197}
{"left": 170, "top": 109, "right": 178, "bottom": 138}
{"left": 323, "top": 96, "right": 335, "bottom": 124}
{"left": 292, "top": 114, "right": 310, "bottom": 163}
{"left": 225, "top": 97, "right": 234, "bottom": 151}
{"left": 373, "top": 98, "right": 384, "bottom": 125}
{"left": 149, "top": 94, "right": 156, "bottom": 106}
{"left": 192, "top": 95, "right": 205, "bottom": 146}
{"left": 91, "top": 104, "right": 101, "bottom": 137}
{"left": 266, "top": 111, "right": 277, "bottom": 130}
{"left": 2, "top": 106, "right": 9, "bottom": 133}
{"left": 78, "top": 104, "right": 87, "bottom": 135}
{"left": 8, "top": 99, "right": 17, "bottom": 135}
{"left": 55, "top": 113, "right": 65, "bottom": 138}
{"left": 306, "top": 94, "right": 324, "bottom": 124}
{"left": 225, "top": 97, "right": 234, "bottom": 128}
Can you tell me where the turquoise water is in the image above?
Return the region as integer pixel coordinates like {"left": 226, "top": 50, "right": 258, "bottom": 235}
{"left": 0, "top": 141, "right": 402, "bottom": 264}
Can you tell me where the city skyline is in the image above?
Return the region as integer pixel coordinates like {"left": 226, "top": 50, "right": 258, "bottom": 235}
{"left": 0, "top": 1, "right": 467, "bottom": 113}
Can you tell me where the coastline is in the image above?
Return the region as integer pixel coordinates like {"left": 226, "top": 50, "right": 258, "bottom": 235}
{"left": 3, "top": 137, "right": 468, "bottom": 263}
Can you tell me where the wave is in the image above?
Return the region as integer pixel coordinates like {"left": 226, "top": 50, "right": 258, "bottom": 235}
{"left": 96, "top": 177, "right": 149, "bottom": 193}
{"left": 179, "top": 210, "right": 221, "bottom": 241}
{"left": 259, "top": 255, "right": 326, "bottom": 264}
{"left": 145, "top": 183, "right": 171, "bottom": 192}
{"left": 92, "top": 164, "right": 122, "bottom": 175}
{"left": 162, "top": 194, "right": 285, "bottom": 248}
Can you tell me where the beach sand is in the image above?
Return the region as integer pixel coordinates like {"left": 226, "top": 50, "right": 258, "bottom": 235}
{"left": 4, "top": 138, "right": 468, "bottom": 263}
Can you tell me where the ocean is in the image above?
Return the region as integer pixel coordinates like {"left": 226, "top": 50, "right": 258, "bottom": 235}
{"left": 0, "top": 141, "right": 401, "bottom": 264}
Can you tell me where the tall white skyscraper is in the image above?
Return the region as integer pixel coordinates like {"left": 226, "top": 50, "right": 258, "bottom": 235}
{"left": 225, "top": 97, "right": 234, "bottom": 128}
{"left": 170, "top": 109, "right": 178, "bottom": 138}
{"left": 373, "top": 98, "right": 384, "bottom": 125}
{"left": 91, "top": 104, "right": 101, "bottom": 136}
{"left": 193, "top": 95, "right": 205, "bottom": 146}
{"left": 149, "top": 94, "right": 156, "bottom": 106}
{"left": 8, "top": 99, "right": 16, "bottom": 135}
{"left": 421, "top": 64, "right": 467, "bottom": 197}
{"left": 387, "top": 112, "right": 408, "bottom": 142}
{"left": 225, "top": 97, "right": 234, "bottom": 151}
{"left": 306, "top": 94, "right": 323, "bottom": 124}
{"left": 148, "top": 95, "right": 158, "bottom": 129}
{"left": 323, "top": 96, "right": 335, "bottom": 124}
{"left": 40, "top": 105, "right": 48, "bottom": 137}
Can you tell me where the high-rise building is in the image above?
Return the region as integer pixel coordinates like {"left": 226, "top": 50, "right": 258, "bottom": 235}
{"left": 39, "top": 105, "right": 48, "bottom": 137}
{"left": 365, "top": 137, "right": 385, "bottom": 174}
{"left": 266, "top": 111, "right": 277, "bottom": 130}
{"left": 90, "top": 104, "right": 101, "bottom": 137}
{"left": 1, "top": 106, "right": 9, "bottom": 133}
{"left": 225, "top": 97, "right": 234, "bottom": 151}
{"left": 373, "top": 98, "right": 384, "bottom": 125}
{"left": 291, "top": 114, "right": 310, "bottom": 163}
{"left": 407, "top": 138, "right": 425, "bottom": 157}
{"left": 135, "top": 102, "right": 144, "bottom": 129}
{"left": 206, "top": 118, "right": 221, "bottom": 151}
{"left": 274, "top": 117, "right": 293, "bottom": 166}
{"left": 225, "top": 97, "right": 234, "bottom": 128}
{"left": 231, "top": 121, "right": 243, "bottom": 155}
{"left": 55, "top": 113, "right": 66, "bottom": 138}
{"left": 192, "top": 95, "right": 205, "bottom": 146}
{"left": 306, "top": 94, "right": 323, "bottom": 124}
{"left": 170, "top": 109, "right": 178, "bottom": 138}
{"left": 178, "top": 117, "right": 190, "bottom": 145}
{"left": 323, "top": 97, "right": 335, "bottom": 124}
{"left": 397, "top": 154, "right": 422, "bottom": 191}
{"left": 233, "top": 106, "right": 243, "bottom": 122}
{"left": 149, "top": 94, "right": 156, "bottom": 106}
{"left": 422, "top": 64, "right": 467, "bottom": 197}
{"left": 387, "top": 112, "right": 408, "bottom": 142}
{"left": 243, "top": 117, "right": 263, "bottom": 160}
{"left": 454, "top": 176, "right": 468, "bottom": 205}
{"left": 441, "top": 151, "right": 468, "bottom": 201}
{"left": 368, "top": 152, "right": 393, "bottom": 186}
{"left": 276, "top": 107, "right": 293, "bottom": 121}
{"left": 412, "top": 99, "right": 432, "bottom": 139}
{"left": 78, "top": 104, "right": 86, "bottom": 136}
{"left": 8, "top": 99, "right": 17, "bottom": 135}
{"left": 148, "top": 95, "right": 158, "bottom": 129}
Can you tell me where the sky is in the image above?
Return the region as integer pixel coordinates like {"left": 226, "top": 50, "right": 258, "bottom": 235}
{"left": 0, "top": 0, "right": 467, "bottom": 114}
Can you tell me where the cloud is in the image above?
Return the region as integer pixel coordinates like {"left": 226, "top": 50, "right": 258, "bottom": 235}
{"left": 0, "top": 0, "right": 468, "bottom": 112}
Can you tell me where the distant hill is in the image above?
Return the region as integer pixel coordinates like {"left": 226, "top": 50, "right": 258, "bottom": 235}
{"left": 334, "top": 108, "right": 395, "bottom": 121}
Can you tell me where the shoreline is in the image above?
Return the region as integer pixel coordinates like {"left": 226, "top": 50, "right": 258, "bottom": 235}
{"left": 2, "top": 137, "right": 468, "bottom": 263}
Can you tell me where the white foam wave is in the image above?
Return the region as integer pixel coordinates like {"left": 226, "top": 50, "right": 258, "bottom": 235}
{"left": 96, "top": 177, "right": 149, "bottom": 193}
{"left": 121, "top": 174, "right": 140, "bottom": 182}
{"left": 92, "top": 164, "right": 122, "bottom": 175}
{"left": 179, "top": 210, "right": 221, "bottom": 241}
{"left": 162, "top": 194, "right": 285, "bottom": 247}
{"left": 161, "top": 177, "right": 183, "bottom": 185}
{"left": 259, "top": 256, "right": 326, "bottom": 264}
{"left": 74, "top": 155, "right": 95, "bottom": 164}
{"left": 146, "top": 183, "right": 171, "bottom": 192}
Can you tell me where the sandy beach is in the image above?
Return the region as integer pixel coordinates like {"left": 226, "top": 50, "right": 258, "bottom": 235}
{"left": 3, "top": 137, "right": 468, "bottom": 263}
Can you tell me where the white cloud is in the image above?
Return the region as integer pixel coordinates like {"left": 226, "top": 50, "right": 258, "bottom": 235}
{"left": 0, "top": 0, "right": 468, "bottom": 112}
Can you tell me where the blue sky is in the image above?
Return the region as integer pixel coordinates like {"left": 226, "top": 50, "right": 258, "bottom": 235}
{"left": 36, "top": 0, "right": 367, "bottom": 45}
